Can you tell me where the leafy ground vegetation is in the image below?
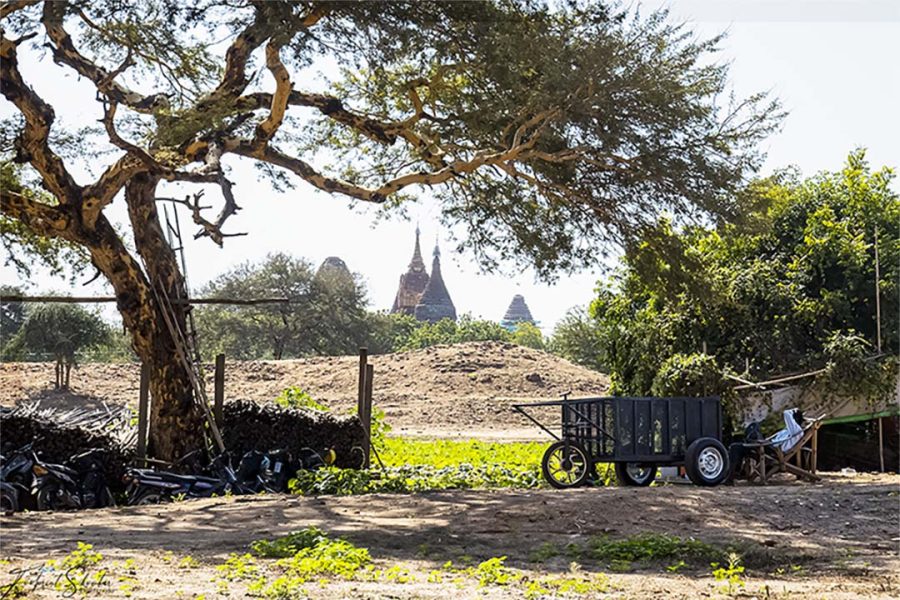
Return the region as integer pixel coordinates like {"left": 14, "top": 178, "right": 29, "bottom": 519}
{"left": 289, "top": 437, "right": 612, "bottom": 495}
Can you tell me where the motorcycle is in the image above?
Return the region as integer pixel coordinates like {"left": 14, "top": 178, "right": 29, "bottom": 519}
{"left": 32, "top": 448, "right": 116, "bottom": 510}
{"left": 0, "top": 442, "right": 39, "bottom": 512}
{"left": 123, "top": 452, "right": 241, "bottom": 505}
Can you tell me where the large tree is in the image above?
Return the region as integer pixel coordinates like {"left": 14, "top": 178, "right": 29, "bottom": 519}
{"left": 196, "top": 253, "right": 370, "bottom": 359}
{"left": 0, "top": 0, "right": 780, "bottom": 460}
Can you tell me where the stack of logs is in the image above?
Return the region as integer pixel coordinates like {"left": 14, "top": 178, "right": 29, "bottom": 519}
{"left": 0, "top": 403, "right": 135, "bottom": 491}
{"left": 222, "top": 399, "right": 365, "bottom": 469}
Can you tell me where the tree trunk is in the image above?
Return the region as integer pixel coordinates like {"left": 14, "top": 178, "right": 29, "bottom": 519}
{"left": 122, "top": 173, "right": 207, "bottom": 463}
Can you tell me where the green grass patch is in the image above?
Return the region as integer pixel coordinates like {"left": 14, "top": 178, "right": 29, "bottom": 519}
{"left": 589, "top": 533, "right": 721, "bottom": 564}
{"left": 289, "top": 437, "right": 615, "bottom": 495}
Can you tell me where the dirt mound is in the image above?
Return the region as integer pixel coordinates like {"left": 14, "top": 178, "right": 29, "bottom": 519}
{"left": 0, "top": 342, "right": 609, "bottom": 438}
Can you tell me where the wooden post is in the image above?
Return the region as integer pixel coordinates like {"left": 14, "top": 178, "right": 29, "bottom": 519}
{"left": 363, "top": 364, "right": 374, "bottom": 469}
{"left": 357, "top": 348, "right": 369, "bottom": 468}
{"left": 214, "top": 353, "right": 225, "bottom": 429}
{"left": 874, "top": 225, "right": 882, "bottom": 353}
{"left": 810, "top": 423, "right": 818, "bottom": 475}
{"left": 878, "top": 416, "right": 885, "bottom": 473}
{"left": 137, "top": 363, "right": 150, "bottom": 461}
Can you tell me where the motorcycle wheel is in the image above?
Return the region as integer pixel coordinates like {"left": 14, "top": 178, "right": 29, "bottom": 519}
{"left": 36, "top": 482, "right": 69, "bottom": 511}
{"left": 131, "top": 490, "right": 168, "bottom": 505}
{"left": 97, "top": 487, "right": 116, "bottom": 508}
{"left": 0, "top": 483, "right": 19, "bottom": 513}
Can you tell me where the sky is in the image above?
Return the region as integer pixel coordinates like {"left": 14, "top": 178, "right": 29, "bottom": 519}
{"left": 2, "top": 1, "right": 899, "bottom": 334}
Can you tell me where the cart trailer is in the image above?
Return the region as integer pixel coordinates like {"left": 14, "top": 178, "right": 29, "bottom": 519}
{"left": 513, "top": 395, "right": 729, "bottom": 487}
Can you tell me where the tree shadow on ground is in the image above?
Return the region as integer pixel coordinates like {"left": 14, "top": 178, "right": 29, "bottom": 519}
{"left": 1, "top": 479, "right": 896, "bottom": 576}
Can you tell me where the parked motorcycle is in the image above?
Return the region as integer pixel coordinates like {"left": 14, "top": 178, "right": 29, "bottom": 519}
{"left": 0, "top": 443, "right": 39, "bottom": 512}
{"left": 32, "top": 448, "right": 116, "bottom": 510}
{"left": 123, "top": 452, "right": 241, "bottom": 505}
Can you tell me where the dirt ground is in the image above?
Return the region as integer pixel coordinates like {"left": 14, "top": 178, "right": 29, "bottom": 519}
{"left": 0, "top": 342, "right": 609, "bottom": 439}
{"left": 1, "top": 473, "right": 898, "bottom": 599}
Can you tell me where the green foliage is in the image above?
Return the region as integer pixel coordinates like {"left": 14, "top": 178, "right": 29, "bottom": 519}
{"left": 818, "top": 331, "right": 896, "bottom": 407}
{"left": 289, "top": 437, "right": 613, "bottom": 495}
{"left": 289, "top": 463, "right": 543, "bottom": 496}
{"left": 252, "top": 528, "right": 330, "bottom": 559}
{"left": 249, "top": 529, "right": 370, "bottom": 589}
{"left": 396, "top": 314, "right": 512, "bottom": 352}
{"left": 548, "top": 307, "right": 607, "bottom": 371}
{"left": 195, "top": 253, "right": 371, "bottom": 360}
{"left": 274, "top": 387, "right": 329, "bottom": 412}
{"left": 0, "top": 285, "right": 25, "bottom": 342}
{"left": 511, "top": 321, "right": 545, "bottom": 350}
{"left": 524, "top": 568, "right": 609, "bottom": 599}
{"left": 589, "top": 534, "right": 720, "bottom": 564}
{"left": 215, "top": 553, "right": 258, "bottom": 581}
{"left": 2, "top": 303, "right": 111, "bottom": 361}
{"left": 712, "top": 553, "right": 746, "bottom": 595}
{"left": 582, "top": 151, "right": 899, "bottom": 399}
{"left": 0, "top": 162, "right": 90, "bottom": 281}
{"left": 381, "top": 437, "right": 543, "bottom": 470}
{"left": 651, "top": 353, "right": 729, "bottom": 398}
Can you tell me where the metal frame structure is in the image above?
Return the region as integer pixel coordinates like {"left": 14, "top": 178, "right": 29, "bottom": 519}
{"left": 513, "top": 394, "right": 722, "bottom": 465}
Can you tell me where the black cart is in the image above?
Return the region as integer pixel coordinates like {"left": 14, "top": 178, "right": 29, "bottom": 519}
{"left": 513, "top": 395, "right": 730, "bottom": 487}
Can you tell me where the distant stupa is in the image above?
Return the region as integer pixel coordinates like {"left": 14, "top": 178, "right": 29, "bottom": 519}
{"left": 413, "top": 242, "right": 457, "bottom": 323}
{"left": 391, "top": 227, "right": 430, "bottom": 316}
{"left": 501, "top": 294, "right": 536, "bottom": 330}
{"left": 316, "top": 256, "right": 351, "bottom": 279}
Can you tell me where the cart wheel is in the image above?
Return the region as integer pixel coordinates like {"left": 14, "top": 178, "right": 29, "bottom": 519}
{"left": 614, "top": 463, "right": 657, "bottom": 487}
{"left": 685, "top": 437, "right": 730, "bottom": 486}
{"left": 541, "top": 441, "right": 590, "bottom": 489}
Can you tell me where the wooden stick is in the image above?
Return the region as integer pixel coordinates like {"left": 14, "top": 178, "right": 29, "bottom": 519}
{"left": 878, "top": 416, "right": 885, "bottom": 473}
{"left": 0, "top": 294, "right": 289, "bottom": 306}
{"left": 137, "top": 363, "right": 150, "bottom": 460}
{"left": 214, "top": 353, "right": 225, "bottom": 429}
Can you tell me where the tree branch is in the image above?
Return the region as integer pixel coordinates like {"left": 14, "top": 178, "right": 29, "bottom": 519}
{"left": 0, "top": 33, "right": 81, "bottom": 205}
{"left": 0, "top": 0, "right": 39, "bottom": 19}
{"left": 252, "top": 41, "right": 291, "bottom": 147}
{"left": 0, "top": 189, "right": 79, "bottom": 242}
{"left": 41, "top": 1, "right": 168, "bottom": 113}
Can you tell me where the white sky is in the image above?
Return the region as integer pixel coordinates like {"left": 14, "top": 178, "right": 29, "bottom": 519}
{"left": 2, "top": 1, "right": 898, "bottom": 334}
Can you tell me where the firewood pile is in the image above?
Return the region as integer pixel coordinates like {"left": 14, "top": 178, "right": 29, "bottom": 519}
{"left": 0, "top": 402, "right": 135, "bottom": 488}
{"left": 222, "top": 400, "right": 366, "bottom": 468}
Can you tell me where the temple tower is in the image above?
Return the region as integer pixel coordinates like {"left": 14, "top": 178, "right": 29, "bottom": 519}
{"left": 391, "top": 227, "right": 430, "bottom": 316}
{"left": 501, "top": 294, "right": 536, "bottom": 330}
{"left": 413, "top": 243, "right": 457, "bottom": 323}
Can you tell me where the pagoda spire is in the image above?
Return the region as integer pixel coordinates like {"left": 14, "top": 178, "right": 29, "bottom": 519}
{"left": 409, "top": 224, "right": 425, "bottom": 270}
{"left": 414, "top": 239, "right": 457, "bottom": 323}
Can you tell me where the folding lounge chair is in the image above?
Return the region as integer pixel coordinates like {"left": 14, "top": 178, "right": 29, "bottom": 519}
{"left": 740, "top": 411, "right": 825, "bottom": 484}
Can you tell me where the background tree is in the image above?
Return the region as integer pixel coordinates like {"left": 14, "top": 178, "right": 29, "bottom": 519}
{"left": 195, "top": 253, "right": 369, "bottom": 359}
{"left": 511, "top": 321, "right": 545, "bottom": 351}
{"left": 580, "top": 151, "right": 898, "bottom": 398}
{"left": 2, "top": 303, "right": 111, "bottom": 386}
{"left": 548, "top": 307, "right": 607, "bottom": 370}
{"left": 0, "top": 0, "right": 780, "bottom": 460}
{"left": 0, "top": 284, "right": 26, "bottom": 343}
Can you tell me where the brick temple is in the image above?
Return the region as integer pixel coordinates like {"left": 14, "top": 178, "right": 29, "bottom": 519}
{"left": 391, "top": 227, "right": 457, "bottom": 323}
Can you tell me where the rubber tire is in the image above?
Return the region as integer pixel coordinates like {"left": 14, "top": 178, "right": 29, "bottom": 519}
{"left": 541, "top": 441, "right": 591, "bottom": 489}
{"left": 97, "top": 487, "right": 116, "bottom": 508}
{"left": 131, "top": 490, "right": 168, "bottom": 506}
{"left": 685, "top": 437, "right": 730, "bottom": 487}
{"left": 36, "top": 482, "right": 67, "bottom": 511}
{"left": 614, "top": 463, "right": 658, "bottom": 487}
{"left": 0, "top": 483, "right": 19, "bottom": 513}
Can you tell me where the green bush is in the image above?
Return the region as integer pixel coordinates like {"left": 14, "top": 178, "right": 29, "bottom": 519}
{"left": 651, "top": 353, "right": 728, "bottom": 398}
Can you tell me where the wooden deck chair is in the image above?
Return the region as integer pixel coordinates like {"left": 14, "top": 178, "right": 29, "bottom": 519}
{"left": 742, "top": 415, "right": 825, "bottom": 484}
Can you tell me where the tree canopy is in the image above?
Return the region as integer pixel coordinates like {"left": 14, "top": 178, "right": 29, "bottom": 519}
{"left": 571, "top": 151, "right": 898, "bottom": 397}
{"left": 1, "top": 302, "right": 111, "bottom": 361}
{"left": 2, "top": 0, "right": 780, "bottom": 278}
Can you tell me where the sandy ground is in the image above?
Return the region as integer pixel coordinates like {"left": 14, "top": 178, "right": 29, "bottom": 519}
{"left": 0, "top": 342, "right": 608, "bottom": 439}
{"left": 2, "top": 473, "right": 898, "bottom": 599}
